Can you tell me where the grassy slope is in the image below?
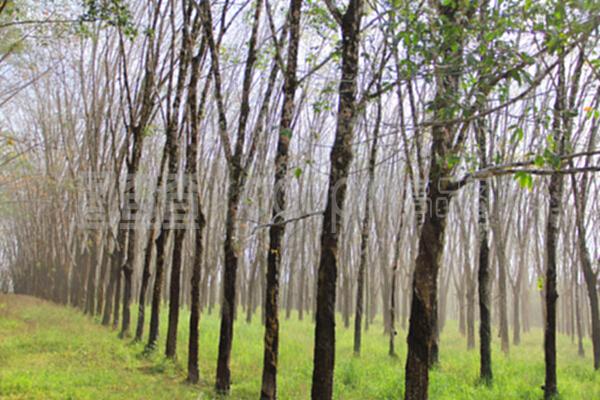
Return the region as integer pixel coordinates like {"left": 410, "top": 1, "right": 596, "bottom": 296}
{"left": 0, "top": 294, "right": 598, "bottom": 399}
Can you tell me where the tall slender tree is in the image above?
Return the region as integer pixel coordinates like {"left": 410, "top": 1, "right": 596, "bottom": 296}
{"left": 543, "top": 56, "right": 565, "bottom": 400}
{"left": 312, "top": 1, "right": 363, "bottom": 398}
{"left": 261, "top": 0, "right": 302, "bottom": 398}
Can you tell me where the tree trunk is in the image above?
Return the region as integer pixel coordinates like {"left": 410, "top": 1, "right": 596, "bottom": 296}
{"left": 404, "top": 190, "right": 448, "bottom": 398}
{"left": 543, "top": 59, "right": 565, "bottom": 400}
{"left": 458, "top": 288, "right": 465, "bottom": 336}
{"left": 112, "top": 264, "right": 121, "bottom": 330}
{"left": 84, "top": 233, "right": 98, "bottom": 315}
{"left": 389, "top": 266, "right": 398, "bottom": 357}
{"left": 495, "top": 241, "right": 510, "bottom": 354}
{"left": 353, "top": 97, "right": 379, "bottom": 355}
{"left": 188, "top": 210, "right": 206, "bottom": 382}
{"left": 466, "top": 279, "right": 476, "bottom": 350}
{"left": 147, "top": 218, "right": 171, "bottom": 350}
{"left": 135, "top": 152, "right": 167, "bottom": 341}
{"left": 570, "top": 150, "right": 600, "bottom": 369}
{"left": 260, "top": 2, "right": 301, "bottom": 397}
{"left": 186, "top": 45, "right": 208, "bottom": 378}
{"left": 102, "top": 230, "right": 125, "bottom": 326}
{"left": 478, "top": 177, "right": 493, "bottom": 384}
{"left": 311, "top": 2, "right": 362, "bottom": 398}
{"left": 575, "top": 283, "right": 585, "bottom": 357}
{"left": 165, "top": 228, "right": 185, "bottom": 358}
{"left": 96, "top": 236, "right": 110, "bottom": 316}
{"left": 513, "top": 286, "right": 521, "bottom": 345}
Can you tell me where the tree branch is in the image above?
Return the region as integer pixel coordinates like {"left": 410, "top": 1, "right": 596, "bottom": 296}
{"left": 450, "top": 150, "right": 600, "bottom": 191}
{"left": 323, "top": 0, "right": 343, "bottom": 26}
{"left": 250, "top": 210, "right": 324, "bottom": 234}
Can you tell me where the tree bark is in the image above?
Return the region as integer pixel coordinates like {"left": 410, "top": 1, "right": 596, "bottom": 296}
{"left": 477, "top": 176, "right": 492, "bottom": 384}
{"left": 569, "top": 107, "right": 600, "bottom": 369}
{"left": 404, "top": 2, "right": 465, "bottom": 396}
{"left": 165, "top": 227, "right": 185, "bottom": 358}
{"left": 260, "top": 0, "right": 301, "bottom": 398}
{"left": 311, "top": 2, "right": 362, "bottom": 398}
{"left": 353, "top": 97, "right": 380, "bottom": 355}
{"left": 466, "top": 276, "right": 476, "bottom": 349}
{"left": 513, "top": 285, "right": 521, "bottom": 346}
{"left": 135, "top": 152, "right": 167, "bottom": 341}
{"left": 102, "top": 230, "right": 125, "bottom": 326}
{"left": 543, "top": 59, "right": 565, "bottom": 400}
{"left": 186, "top": 44, "right": 208, "bottom": 379}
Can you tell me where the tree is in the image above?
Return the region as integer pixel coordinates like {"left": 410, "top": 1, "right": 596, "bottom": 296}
{"left": 185, "top": 23, "right": 209, "bottom": 382}
{"left": 404, "top": 1, "right": 473, "bottom": 396}
{"left": 199, "top": 0, "right": 266, "bottom": 392}
{"left": 261, "top": 0, "right": 302, "bottom": 398}
{"left": 543, "top": 56, "right": 565, "bottom": 400}
{"left": 165, "top": 3, "right": 202, "bottom": 360}
{"left": 147, "top": 0, "right": 193, "bottom": 352}
{"left": 311, "top": 1, "right": 363, "bottom": 398}
{"left": 353, "top": 101, "right": 379, "bottom": 355}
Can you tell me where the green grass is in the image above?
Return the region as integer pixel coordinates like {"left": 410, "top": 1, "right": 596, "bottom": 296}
{"left": 0, "top": 295, "right": 598, "bottom": 399}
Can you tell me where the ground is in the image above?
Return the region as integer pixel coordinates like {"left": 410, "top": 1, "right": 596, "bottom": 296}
{"left": 0, "top": 294, "right": 598, "bottom": 399}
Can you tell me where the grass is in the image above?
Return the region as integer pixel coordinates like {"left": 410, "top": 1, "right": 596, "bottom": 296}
{"left": 0, "top": 294, "right": 598, "bottom": 399}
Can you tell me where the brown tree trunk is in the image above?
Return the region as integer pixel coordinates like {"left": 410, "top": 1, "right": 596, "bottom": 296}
{"left": 466, "top": 278, "right": 476, "bottom": 350}
{"left": 261, "top": 1, "right": 301, "bottom": 397}
{"left": 401, "top": 281, "right": 408, "bottom": 331}
{"left": 543, "top": 59, "right": 565, "bottom": 400}
{"left": 165, "top": 227, "right": 185, "bottom": 358}
{"left": 164, "top": 9, "right": 202, "bottom": 359}
{"left": 575, "top": 281, "right": 585, "bottom": 357}
{"left": 147, "top": 2, "right": 196, "bottom": 351}
{"left": 353, "top": 97, "right": 379, "bottom": 355}
{"left": 389, "top": 266, "right": 397, "bottom": 357}
{"left": 311, "top": 2, "right": 363, "bottom": 398}
{"left": 497, "top": 250, "right": 510, "bottom": 354}
{"left": 477, "top": 176, "right": 492, "bottom": 384}
{"left": 135, "top": 151, "right": 167, "bottom": 341}
{"left": 146, "top": 217, "right": 171, "bottom": 350}
{"left": 513, "top": 286, "right": 521, "bottom": 345}
{"left": 404, "top": 4, "right": 465, "bottom": 397}
{"left": 389, "top": 178, "right": 408, "bottom": 357}
{"left": 246, "top": 251, "right": 260, "bottom": 324}
{"left": 188, "top": 208, "right": 206, "bottom": 382}
{"left": 201, "top": 0, "right": 263, "bottom": 390}
{"left": 404, "top": 187, "right": 448, "bottom": 399}
{"left": 569, "top": 129, "right": 600, "bottom": 369}
{"left": 84, "top": 233, "right": 98, "bottom": 315}
{"left": 112, "top": 262, "right": 121, "bottom": 330}
{"left": 186, "top": 45, "right": 208, "bottom": 379}
{"left": 298, "top": 246, "right": 306, "bottom": 321}
{"left": 96, "top": 235, "right": 110, "bottom": 316}
{"left": 574, "top": 190, "right": 600, "bottom": 368}
{"left": 458, "top": 287, "right": 465, "bottom": 336}
{"left": 102, "top": 230, "right": 125, "bottom": 326}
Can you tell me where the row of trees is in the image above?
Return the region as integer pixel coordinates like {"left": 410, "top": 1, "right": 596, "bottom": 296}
{"left": 1, "top": 0, "right": 599, "bottom": 399}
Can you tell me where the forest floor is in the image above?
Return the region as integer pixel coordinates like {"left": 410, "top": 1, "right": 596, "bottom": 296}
{"left": 0, "top": 294, "right": 598, "bottom": 399}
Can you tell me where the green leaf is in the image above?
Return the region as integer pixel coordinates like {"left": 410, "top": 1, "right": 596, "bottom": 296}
{"left": 546, "top": 134, "right": 556, "bottom": 151}
{"left": 510, "top": 127, "right": 524, "bottom": 144}
{"left": 565, "top": 109, "right": 578, "bottom": 118}
{"left": 514, "top": 171, "right": 533, "bottom": 190}
{"left": 280, "top": 128, "right": 292, "bottom": 140}
{"left": 446, "top": 154, "right": 460, "bottom": 169}
{"left": 294, "top": 167, "right": 302, "bottom": 179}
{"left": 543, "top": 148, "right": 561, "bottom": 169}
{"left": 534, "top": 155, "right": 545, "bottom": 168}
